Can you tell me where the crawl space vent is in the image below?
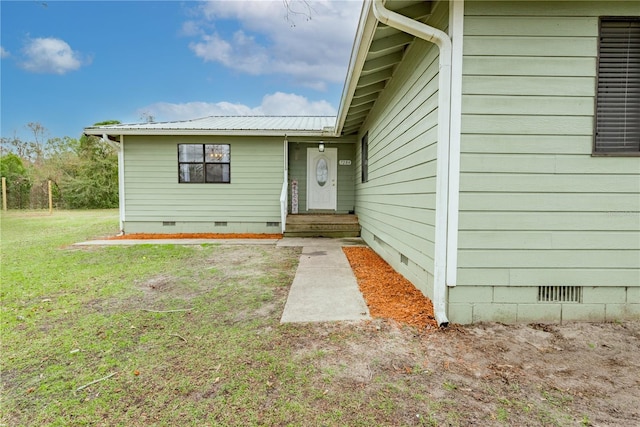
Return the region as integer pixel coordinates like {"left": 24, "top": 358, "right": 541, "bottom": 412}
{"left": 214, "top": 221, "right": 227, "bottom": 227}
{"left": 266, "top": 222, "right": 280, "bottom": 227}
{"left": 162, "top": 221, "right": 176, "bottom": 226}
{"left": 538, "top": 286, "right": 582, "bottom": 303}
{"left": 400, "top": 254, "right": 409, "bottom": 265}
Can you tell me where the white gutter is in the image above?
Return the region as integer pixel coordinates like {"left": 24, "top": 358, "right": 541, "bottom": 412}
{"left": 372, "top": 0, "right": 452, "bottom": 327}
{"left": 102, "top": 134, "right": 125, "bottom": 233}
{"left": 86, "top": 129, "right": 337, "bottom": 138}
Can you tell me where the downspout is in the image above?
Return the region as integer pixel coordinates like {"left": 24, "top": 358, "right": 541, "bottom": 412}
{"left": 447, "top": 0, "right": 464, "bottom": 288}
{"left": 372, "top": 0, "right": 452, "bottom": 326}
{"left": 102, "top": 134, "right": 125, "bottom": 234}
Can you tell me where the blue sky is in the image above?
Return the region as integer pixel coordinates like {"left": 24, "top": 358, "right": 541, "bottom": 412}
{"left": 1, "top": 0, "right": 362, "bottom": 141}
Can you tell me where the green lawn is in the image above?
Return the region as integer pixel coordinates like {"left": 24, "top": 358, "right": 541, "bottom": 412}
{"left": 1, "top": 210, "right": 624, "bottom": 426}
{"left": 0, "top": 210, "right": 307, "bottom": 426}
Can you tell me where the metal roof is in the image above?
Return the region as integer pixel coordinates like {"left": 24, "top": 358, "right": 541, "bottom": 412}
{"left": 336, "top": 0, "right": 433, "bottom": 136}
{"left": 85, "top": 115, "right": 337, "bottom": 137}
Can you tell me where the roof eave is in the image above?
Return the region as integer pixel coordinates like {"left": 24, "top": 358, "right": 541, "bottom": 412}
{"left": 83, "top": 128, "right": 339, "bottom": 138}
{"left": 334, "top": 0, "right": 378, "bottom": 137}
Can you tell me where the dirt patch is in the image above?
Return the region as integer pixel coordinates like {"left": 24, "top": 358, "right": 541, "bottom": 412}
{"left": 85, "top": 245, "right": 300, "bottom": 315}
{"left": 343, "top": 246, "right": 437, "bottom": 330}
{"left": 107, "top": 233, "right": 282, "bottom": 240}
{"left": 134, "top": 274, "right": 207, "bottom": 302}
{"left": 292, "top": 319, "right": 640, "bottom": 426}
{"left": 332, "top": 246, "right": 639, "bottom": 424}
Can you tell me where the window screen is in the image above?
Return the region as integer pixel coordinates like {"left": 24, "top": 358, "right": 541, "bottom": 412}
{"left": 594, "top": 18, "right": 640, "bottom": 154}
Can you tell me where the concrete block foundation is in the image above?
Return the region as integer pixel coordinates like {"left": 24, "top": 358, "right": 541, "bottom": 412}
{"left": 447, "top": 285, "right": 640, "bottom": 324}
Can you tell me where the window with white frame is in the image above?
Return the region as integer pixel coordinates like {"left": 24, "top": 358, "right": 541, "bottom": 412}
{"left": 594, "top": 18, "right": 640, "bottom": 154}
{"left": 178, "top": 144, "right": 230, "bottom": 183}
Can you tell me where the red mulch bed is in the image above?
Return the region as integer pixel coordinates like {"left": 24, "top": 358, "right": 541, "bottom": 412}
{"left": 107, "top": 233, "right": 283, "bottom": 240}
{"left": 343, "top": 246, "right": 437, "bottom": 330}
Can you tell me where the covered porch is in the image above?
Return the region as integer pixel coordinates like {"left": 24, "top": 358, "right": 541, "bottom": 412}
{"left": 280, "top": 139, "right": 359, "bottom": 237}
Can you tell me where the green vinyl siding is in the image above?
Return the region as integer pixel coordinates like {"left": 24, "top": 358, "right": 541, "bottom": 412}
{"left": 122, "top": 135, "right": 283, "bottom": 233}
{"left": 458, "top": 1, "right": 640, "bottom": 286}
{"left": 287, "top": 142, "right": 355, "bottom": 213}
{"left": 354, "top": 0, "right": 449, "bottom": 298}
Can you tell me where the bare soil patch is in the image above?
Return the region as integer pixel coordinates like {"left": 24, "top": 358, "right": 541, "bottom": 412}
{"left": 336, "top": 246, "right": 640, "bottom": 425}
{"left": 86, "top": 245, "right": 300, "bottom": 315}
{"left": 291, "top": 319, "right": 640, "bottom": 426}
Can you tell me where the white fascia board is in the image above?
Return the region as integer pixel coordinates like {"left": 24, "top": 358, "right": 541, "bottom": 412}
{"left": 334, "top": 0, "right": 379, "bottom": 136}
{"left": 84, "top": 129, "right": 337, "bottom": 138}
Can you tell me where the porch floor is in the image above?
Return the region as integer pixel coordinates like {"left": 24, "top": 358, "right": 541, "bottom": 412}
{"left": 284, "top": 214, "right": 360, "bottom": 238}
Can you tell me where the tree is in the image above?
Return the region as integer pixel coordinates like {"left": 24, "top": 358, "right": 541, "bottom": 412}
{"left": 1, "top": 121, "right": 120, "bottom": 209}
{"left": 34, "top": 136, "right": 80, "bottom": 207}
{"left": 60, "top": 133, "right": 118, "bottom": 209}
{"left": 283, "top": 0, "right": 314, "bottom": 27}
{"left": 27, "top": 122, "right": 46, "bottom": 146}
{"left": 93, "top": 120, "right": 121, "bottom": 127}
{"left": 1, "top": 135, "right": 37, "bottom": 163}
{"left": 0, "top": 153, "right": 31, "bottom": 208}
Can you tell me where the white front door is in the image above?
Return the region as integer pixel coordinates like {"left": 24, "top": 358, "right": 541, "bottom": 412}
{"left": 307, "top": 147, "right": 337, "bottom": 210}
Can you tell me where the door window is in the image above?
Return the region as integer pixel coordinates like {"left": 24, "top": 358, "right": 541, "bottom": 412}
{"left": 316, "top": 158, "right": 328, "bottom": 187}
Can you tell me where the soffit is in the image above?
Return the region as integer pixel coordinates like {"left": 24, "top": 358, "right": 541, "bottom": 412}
{"left": 340, "top": 1, "right": 433, "bottom": 136}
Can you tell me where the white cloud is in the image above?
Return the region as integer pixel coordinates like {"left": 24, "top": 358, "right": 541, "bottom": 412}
{"left": 189, "top": 31, "right": 270, "bottom": 75}
{"left": 258, "top": 92, "right": 335, "bottom": 115}
{"left": 137, "top": 92, "right": 336, "bottom": 122}
{"left": 180, "top": 20, "right": 204, "bottom": 37}
{"left": 20, "top": 37, "right": 89, "bottom": 74}
{"left": 0, "top": 46, "right": 9, "bottom": 59}
{"left": 186, "top": 0, "right": 362, "bottom": 90}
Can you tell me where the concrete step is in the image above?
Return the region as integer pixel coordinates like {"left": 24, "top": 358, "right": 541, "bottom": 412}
{"left": 286, "top": 223, "right": 361, "bottom": 232}
{"left": 284, "top": 214, "right": 360, "bottom": 238}
{"left": 284, "top": 230, "right": 361, "bottom": 238}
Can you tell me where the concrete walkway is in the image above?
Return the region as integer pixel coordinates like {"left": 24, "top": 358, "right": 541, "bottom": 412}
{"left": 74, "top": 238, "right": 279, "bottom": 246}
{"left": 278, "top": 238, "right": 371, "bottom": 323}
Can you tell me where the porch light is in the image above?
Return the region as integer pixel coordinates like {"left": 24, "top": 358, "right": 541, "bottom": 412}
{"left": 318, "top": 142, "right": 325, "bottom": 152}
